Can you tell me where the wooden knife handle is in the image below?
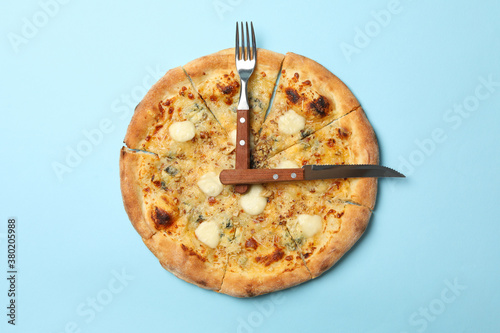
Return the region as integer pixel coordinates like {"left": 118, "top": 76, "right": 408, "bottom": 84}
{"left": 220, "top": 168, "right": 305, "bottom": 185}
{"left": 234, "top": 109, "right": 251, "bottom": 193}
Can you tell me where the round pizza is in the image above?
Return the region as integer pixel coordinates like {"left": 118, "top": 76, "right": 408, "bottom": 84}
{"left": 119, "top": 49, "right": 379, "bottom": 297}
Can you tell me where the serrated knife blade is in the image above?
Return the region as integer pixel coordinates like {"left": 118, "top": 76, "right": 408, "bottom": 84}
{"left": 219, "top": 164, "right": 405, "bottom": 185}
{"left": 303, "top": 164, "right": 405, "bottom": 180}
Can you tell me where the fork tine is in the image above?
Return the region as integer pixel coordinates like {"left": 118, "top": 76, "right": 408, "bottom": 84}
{"left": 235, "top": 22, "right": 239, "bottom": 60}
{"left": 240, "top": 22, "right": 245, "bottom": 60}
{"left": 251, "top": 22, "right": 256, "bottom": 60}
{"left": 234, "top": 22, "right": 240, "bottom": 59}
{"left": 246, "top": 22, "right": 251, "bottom": 60}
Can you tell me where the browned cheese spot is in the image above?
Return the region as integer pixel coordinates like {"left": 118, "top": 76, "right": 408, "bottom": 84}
{"left": 151, "top": 206, "right": 175, "bottom": 229}
{"left": 255, "top": 245, "right": 285, "bottom": 266}
{"left": 216, "top": 82, "right": 239, "bottom": 95}
{"left": 158, "top": 102, "right": 165, "bottom": 117}
{"left": 307, "top": 96, "right": 330, "bottom": 117}
{"left": 285, "top": 87, "right": 301, "bottom": 104}
{"left": 153, "top": 125, "right": 163, "bottom": 135}
{"left": 245, "top": 237, "right": 259, "bottom": 250}
{"left": 337, "top": 127, "right": 350, "bottom": 139}
{"left": 216, "top": 81, "right": 240, "bottom": 105}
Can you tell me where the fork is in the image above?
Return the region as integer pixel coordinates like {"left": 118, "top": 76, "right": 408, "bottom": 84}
{"left": 234, "top": 21, "right": 257, "bottom": 194}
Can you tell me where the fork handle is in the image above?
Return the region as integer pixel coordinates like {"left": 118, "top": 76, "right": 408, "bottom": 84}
{"left": 235, "top": 109, "right": 250, "bottom": 194}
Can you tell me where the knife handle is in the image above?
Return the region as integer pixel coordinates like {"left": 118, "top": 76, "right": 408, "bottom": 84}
{"left": 220, "top": 168, "right": 305, "bottom": 185}
{"left": 234, "top": 109, "right": 251, "bottom": 193}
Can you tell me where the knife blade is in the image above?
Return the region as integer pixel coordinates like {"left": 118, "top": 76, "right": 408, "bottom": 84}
{"left": 219, "top": 164, "right": 405, "bottom": 185}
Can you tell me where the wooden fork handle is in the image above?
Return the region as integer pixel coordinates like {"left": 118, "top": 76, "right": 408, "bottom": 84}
{"left": 235, "top": 109, "right": 251, "bottom": 193}
{"left": 221, "top": 168, "right": 305, "bottom": 185}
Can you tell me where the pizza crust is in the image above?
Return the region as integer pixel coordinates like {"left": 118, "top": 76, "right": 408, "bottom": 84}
{"left": 119, "top": 147, "right": 158, "bottom": 239}
{"left": 144, "top": 231, "right": 225, "bottom": 291}
{"left": 183, "top": 48, "right": 283, "bottom": 79}
{"left": 220, "top": 260, "right": 311, "bottom": 297}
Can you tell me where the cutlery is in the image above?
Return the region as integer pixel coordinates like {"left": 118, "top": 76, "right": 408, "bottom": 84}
{"left": 234, "top": 21, "right": 257, "bottom": 194}
{"left": 220, "top": 164, "right": 405, "bottom": 185}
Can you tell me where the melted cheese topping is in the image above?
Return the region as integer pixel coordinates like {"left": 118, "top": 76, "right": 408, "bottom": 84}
{"left": 197, "top": 172, "right": 223, "bottom": 197}
{"left": 168, "top": 121, "right": 195, "bottom": 142}
{"left": 277, "top": 160, "right": 300, "bottom": 169}
{"left": 195, "top": 220, "right": 221, "bottom": 248}
{"left": 239, "top": 185, "right": 267, "bottom": 215}
{"left": 297, "top": 214, "right": 322, "bottom": 238}
{"left": 278, "top": 110, "right": 305, "bottom": 135}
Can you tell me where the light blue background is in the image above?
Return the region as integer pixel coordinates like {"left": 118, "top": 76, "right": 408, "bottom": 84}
{"left": 1, "top": 0, "right": 499, "bottom": 332}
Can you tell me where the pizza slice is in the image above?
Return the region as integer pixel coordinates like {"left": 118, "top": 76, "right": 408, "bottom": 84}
{"left": 120, "top": 147, "right": 243, "bottom": 291}
{"left": 220, "top": 184, "right": 311, "bottom": 297}
{"left": 143, "top": 202, "right": 239, "bottom": 291}
{"left": 283, "top": 197, "right": 371, "bottom": 279}
{"left": 183, "top": 48, "right": 284, "bottom": 145}
{"left": 124, "top": 66, "right": 231, "bottom": 161}
{"left": 262, "top": 108, "right": 379, "bottom": 209}
{"left": 254, "top": 52, "right": 360, "bottom": 165}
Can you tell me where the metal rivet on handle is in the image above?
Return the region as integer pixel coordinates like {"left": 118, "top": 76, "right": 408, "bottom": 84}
{"left": 291, "top": 173, "right": 297, "bottom": 179}
{"left": 273, "top": 174, "right": 278, "bottom": 180}
{"left": 239, "top": 140, "right": 245, "bottom": 146}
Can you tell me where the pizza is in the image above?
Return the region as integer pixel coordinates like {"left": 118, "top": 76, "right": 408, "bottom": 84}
{"left": 119, "top": 49, "right": 379, "bottom": 297}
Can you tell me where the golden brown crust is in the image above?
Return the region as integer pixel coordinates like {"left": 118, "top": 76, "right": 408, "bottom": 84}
{"left": 183, "top": 48, "right": 283, "bottom": 83}
{"left": 123, "top": 67, "right": 188, "bottom": 149}
{"left": 183, "top": 48, "right": 233, "bottom": 79}
{"left": 143, "top": 232, "right": 224, "bottom": 291}
{"left": 220, "top": 262, "right": 310, "bottom": 298}
{"left": 119, "top": 147, "right": 158, "bottom": 239}
{"left": 307, "top": 204, "right": 371, "bottom": 278}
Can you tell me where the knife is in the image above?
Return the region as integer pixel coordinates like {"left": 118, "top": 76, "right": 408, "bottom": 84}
{"left": 219, "top": 164, "right": 405, "bottom": 185}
